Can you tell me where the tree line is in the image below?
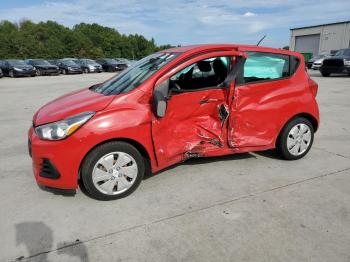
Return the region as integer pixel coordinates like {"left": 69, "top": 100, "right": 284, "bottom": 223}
{"left": 0, "top": 20, "right": 173, "bottom": 60}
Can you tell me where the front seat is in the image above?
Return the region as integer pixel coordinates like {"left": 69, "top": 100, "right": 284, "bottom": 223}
{"left": 212, "top": 58, "right": 227, "bottom": 85}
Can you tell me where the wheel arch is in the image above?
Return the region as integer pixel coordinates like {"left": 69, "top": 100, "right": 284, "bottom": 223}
{"left": 78, "top": 137, "right": 152, "bottom": 179}
{"left": 276, "top": 112, "right": 319, "bottom": 147}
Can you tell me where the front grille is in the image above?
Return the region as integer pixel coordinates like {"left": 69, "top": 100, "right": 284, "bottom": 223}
{"left": 323, "top": 59, "right": 344, "bottom": 67}
{"left": 40, "top": 159, "right": 61, "bottom": 179}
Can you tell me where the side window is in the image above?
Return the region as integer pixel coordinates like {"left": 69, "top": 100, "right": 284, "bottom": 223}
{"left": 243, "top": 52, "right": 290, "bottom": 83}
{"left": 170, "top": 56, "right": 230, "bottom": 91}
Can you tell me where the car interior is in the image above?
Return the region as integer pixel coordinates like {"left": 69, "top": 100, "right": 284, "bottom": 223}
{"left": 169, "top": 56, "right": 230, "bottom": 92}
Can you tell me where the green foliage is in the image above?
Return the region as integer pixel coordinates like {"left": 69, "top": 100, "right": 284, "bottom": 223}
{"left": 0, "top": 20, "right": 173, "bottom": 60}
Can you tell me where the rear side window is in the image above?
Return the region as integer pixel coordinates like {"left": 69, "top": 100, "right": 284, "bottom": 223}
{"left": 242, "top": 52, "right": 299, "bottom": 84}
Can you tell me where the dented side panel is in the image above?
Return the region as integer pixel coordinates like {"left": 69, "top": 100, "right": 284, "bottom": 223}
{"left": 152, "top": 88, "right": 229, "bottom": 166}
{"left": 228, "top": 72, "right": 316, "bottom": 148}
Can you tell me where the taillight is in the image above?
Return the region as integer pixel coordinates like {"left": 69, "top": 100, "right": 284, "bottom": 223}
{"left": 308, "top": 78, "right": 318, "bottom": 97}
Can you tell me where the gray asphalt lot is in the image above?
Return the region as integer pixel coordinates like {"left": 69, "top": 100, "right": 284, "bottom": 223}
{"left": 0, "top": 71, "right": 349, "bottom": 262}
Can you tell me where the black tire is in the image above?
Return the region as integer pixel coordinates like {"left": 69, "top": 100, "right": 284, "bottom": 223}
{"left": 62, "top": 69, "right": 67, "bottom": 75}
{"left": 36, "top": 69, "right": 41, "bottom": 76}
{"left": 321, "top": 71, "right": 330, "bottom": 77}
{"left": 276, "top": 117, "right": 314, "bottom": 160}
{"left": 81, "top": 141, "right": 145, "bottom": 200}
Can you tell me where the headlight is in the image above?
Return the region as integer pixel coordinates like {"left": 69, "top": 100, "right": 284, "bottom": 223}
{"left": 88, "top": 65, "right": 94, "bottom": 69}
{"left": 344, "top": 59, "right": 350, "bottom": 66}
{"left": 67, "top": 67, "right": 72, "bottom": 70}
{"left": 35, "top": 112, "right": 95, "bottom": 140}
{"left": 14, "top": 67, "right": 23, "bottom": 71}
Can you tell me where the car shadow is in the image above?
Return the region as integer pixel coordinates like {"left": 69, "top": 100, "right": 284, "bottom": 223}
{"left": 15, "top": 221, "right": 89, "bottom": 261}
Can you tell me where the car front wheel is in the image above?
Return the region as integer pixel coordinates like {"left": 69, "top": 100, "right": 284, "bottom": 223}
{"left": 81, "top": 141, "right": 145, "bottom": 200}
{"left": 277, "top": 117, "right": 314, "bottom": 160}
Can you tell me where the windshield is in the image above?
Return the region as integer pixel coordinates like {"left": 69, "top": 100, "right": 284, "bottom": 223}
{"left": 61, "top": 60, "right": 78, "bottom": 66}
{"left": 312, "top": 55, "right": 324, "bottom": 60}
{"left": 104, "top": 59, "right": 117, "bottom": 64}
{"left": 93, "top": 52, "right": 179, "bottom": 95}
{"left": 32, "top": 60, "right": 51, "bottom": 65}
{"left": 335, "top": 49, "right": 350, "bottom": 56}
{"left": 7, "top": 60, "right": 27, "bottom": 66}
{"left": 81, "top": 59, "right": 97, "bottom": 65}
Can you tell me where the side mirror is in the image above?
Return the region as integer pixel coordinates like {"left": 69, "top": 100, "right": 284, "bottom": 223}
{"left": 152, "top": 79, "right": 169, "bottom": 118}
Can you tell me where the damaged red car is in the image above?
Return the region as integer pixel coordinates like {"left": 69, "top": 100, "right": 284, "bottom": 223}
{"left": 28, "top": 44, "right": 319, "bottom": 200}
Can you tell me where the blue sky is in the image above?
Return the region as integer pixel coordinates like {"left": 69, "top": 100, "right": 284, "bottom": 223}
{"left": 1, "top": 0, "right": 349, "bottom": 47}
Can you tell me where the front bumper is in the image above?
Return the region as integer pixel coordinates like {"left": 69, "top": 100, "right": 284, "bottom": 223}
{"left": 67, "top": 68, "right": 83, "bottom": 74}
{"left": 89, "top": 67, "right": 103, "bottom": 72}
{"left": 40, "top": 69, "right": 60, "bottom": 75}
{"left": 311, "top": 64, "right": 321, "bottom": 70}
{"left": 14, "top": 70, "right": 36, "bottom": 76}
{"left": 28, "top": 127, "right": 84, "bottom": 189}
{"left": 320, "top": 65, "right": 350, "bottom": 74}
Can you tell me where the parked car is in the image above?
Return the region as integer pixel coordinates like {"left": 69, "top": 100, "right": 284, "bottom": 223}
{"left": 95, "top": 58, "right": 123, "bottom": 72}
{"left": 49, "top": 59, "right": 83, "bottom": 74}
{"left": 0, "top": 59, "right": 36, "bottom": 77}
{"left": 114, "top": 58, "right": 130, "bottom": 70}
{"left": 0, "top": 65, "right": 3, "bottom": 78}
{"left": 320, "top": 48, "right": 350, "bottom": 77}
{"left": 76, "top": 59, "right": 103, "bottom": 73}
{"left": 26, "top": 59, "right": 60, "bottom": 76}
{"left": 307, "top": 54, "right": 327, "bottom": 69}
{"left": 28, "top": 44, "right": 319, "bottom": 200}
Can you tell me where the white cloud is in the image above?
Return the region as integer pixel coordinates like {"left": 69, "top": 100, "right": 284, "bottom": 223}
{"left": 0, "top": 0, "right": 349, "bottom": 47}
{"left": 243, "top": 12, "right": 257, "bottom": 17}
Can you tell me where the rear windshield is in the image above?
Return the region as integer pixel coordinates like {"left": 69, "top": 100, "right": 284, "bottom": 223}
{"left": 92, "top": 52, "right": 179, "bottom": 95}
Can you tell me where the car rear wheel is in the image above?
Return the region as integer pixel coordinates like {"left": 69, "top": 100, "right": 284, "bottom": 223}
{"left": 277, "top": 117, "right": 314, "bottom": 160}
{"left": 81, "top": 141, "right": 145, "bottom": 200}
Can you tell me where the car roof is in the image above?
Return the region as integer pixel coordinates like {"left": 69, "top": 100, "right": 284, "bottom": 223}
{"left": 163, "top": 44, "right": 302, "bottom": 58}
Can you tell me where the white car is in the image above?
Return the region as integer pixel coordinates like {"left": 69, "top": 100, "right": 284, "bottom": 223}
{"left": 311, "top": 58, "right": 324, "bottom": 70}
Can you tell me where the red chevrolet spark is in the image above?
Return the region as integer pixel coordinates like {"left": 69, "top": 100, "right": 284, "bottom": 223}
{"left": 28, "top": 44, "right": 319, "bottom": 200}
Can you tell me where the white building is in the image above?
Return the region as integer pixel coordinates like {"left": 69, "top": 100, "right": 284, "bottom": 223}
{"left": 290, "top": 21, "right": 350, "bottom": 56}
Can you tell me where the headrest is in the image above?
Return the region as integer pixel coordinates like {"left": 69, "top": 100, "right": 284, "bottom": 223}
{"left": 197, "top": 60, "right": 212, "bottom": 72}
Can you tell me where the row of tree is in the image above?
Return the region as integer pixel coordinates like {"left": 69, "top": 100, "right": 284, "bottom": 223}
{"left": 0, "top": 20, "right": 173, "bottom": 60}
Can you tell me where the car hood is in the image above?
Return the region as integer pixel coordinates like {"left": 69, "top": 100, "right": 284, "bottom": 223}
{"left": 13, "top": 65, "right": 33, "bottom": 70}
{"left": 314, "top": 58, "right": 324, "bottom": 63}
{"left": 33, "top": 88, "right": 115, "bottom": 126}
{"left": 35, "top": 65, "right": 58, "bottom": 69}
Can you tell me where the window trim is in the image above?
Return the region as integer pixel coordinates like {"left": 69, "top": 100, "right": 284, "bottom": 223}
{"left": 168, "top": 55, "right": 232, "bottom": 94}
{"left": 236, "top": 51, "right": 300, "bottom": 86}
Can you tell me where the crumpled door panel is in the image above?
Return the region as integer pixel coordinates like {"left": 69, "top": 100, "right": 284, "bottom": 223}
{"left": 152, "top": 88, "right": 228, "bottom": 166}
